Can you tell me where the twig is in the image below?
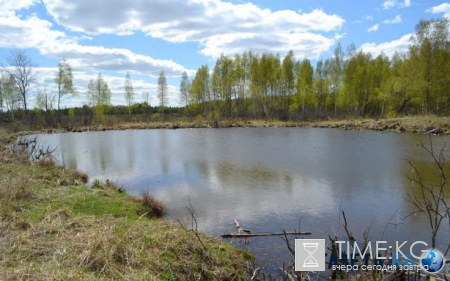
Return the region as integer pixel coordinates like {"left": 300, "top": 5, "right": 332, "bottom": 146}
{"left": 177, "top": 197, "right": 206, "bottom": 249}
{"left": 221, "top": 231, "right": 311, "bottom": 238}
{"left": 342, "top": 211, "right": 355, "bottom": 244}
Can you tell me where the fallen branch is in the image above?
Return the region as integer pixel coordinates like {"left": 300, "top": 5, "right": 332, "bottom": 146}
{"left": 426, "top": 128, "right": 444, "bottom": 135}
{"left": 221, "top": 231, "right": 311, "bottom": 238}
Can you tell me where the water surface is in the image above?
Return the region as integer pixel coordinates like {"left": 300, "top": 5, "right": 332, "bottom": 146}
{"left": 31, "top": 128, "right": 450, "bottom": 274}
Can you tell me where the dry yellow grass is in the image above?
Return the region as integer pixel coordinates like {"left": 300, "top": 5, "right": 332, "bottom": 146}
{"left": 0, "top": 132, "right": 251, "bottom": 280}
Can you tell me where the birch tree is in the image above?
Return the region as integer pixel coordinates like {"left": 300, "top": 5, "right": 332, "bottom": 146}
{"left": 54, "top": 59, "right": 77, "bottom": 110}
{"left": 124, "top": 72, "right": 134, "bottom": 113}
{"left": 157, "top": 69, "right": 168, "bottom": 117}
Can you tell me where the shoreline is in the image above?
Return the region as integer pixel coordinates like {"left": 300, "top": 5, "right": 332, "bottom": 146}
{"left": 12, "top": 115, "right": 450, "bottom": 136}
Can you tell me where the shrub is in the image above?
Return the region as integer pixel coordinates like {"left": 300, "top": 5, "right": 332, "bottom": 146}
{"left": 69, "top": 170, "right": 89, "bottom": 183}
{"left": 36, "top": 159, "right": 56, "bottom": 167}
{"left": 139, "top": 190, "right": 164, "bottom": 218}
{"left": 92, "top": 179, "right": 102, "bottom": 189}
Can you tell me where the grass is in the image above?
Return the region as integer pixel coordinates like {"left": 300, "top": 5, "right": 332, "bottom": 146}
{"left": 0, "top": 133, "right": 251, "bottom": 280}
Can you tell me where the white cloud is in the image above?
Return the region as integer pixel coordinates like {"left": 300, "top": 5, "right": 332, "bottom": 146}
{"left": 334, "top": 33, "right": 346, "bottom": 40}
{"left": 383, "top": 0, "right": 410, "bottom": 9}
{"left": 383, "top": 0, "right": 396, "bottom": 9}
{"left": 0, "top": 2, "right": 190, "bottom": 106}
{"left": 360, "top": 33, "right": 413, "bottom": 58}
{"left": 39, "top": 41, "right": 192, "bottom": 77}
{"left": 0, "top": 13, "right": 65, "bottom": 49}
{"left": 365, "top": 15, "right": 374, "bottom": 21}
{"left": 383, "top": 15, "right": 402, "bottom": 24}
{"left": 426, "top": 3, "right": 450, "bottom": 18}
{"left": 0, "top": 0, "right": 40, "bottom": 14}
{"left": 367, "top": 24, "right": 380, "bottom": 32}
{"left": 0, "top": 6, "right": 193, "bottom": 78}
{"left": 200, "top": 32, "right": 335, "bottom": 59}
{"left": 42, "top": 0, "right": 345, "bottom": 58}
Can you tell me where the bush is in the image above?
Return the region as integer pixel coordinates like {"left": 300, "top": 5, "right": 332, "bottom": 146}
{"left": 139, "top": 190, "right": 164, "bottom": 218}
{"left": 92, "top": 179, "right": 102, "bottom": 189}
{"left": 36, "top": 159, "right": 56, "bottom": 167}
{"left": 69, "top": 170, "right": 89, "bottom": 183}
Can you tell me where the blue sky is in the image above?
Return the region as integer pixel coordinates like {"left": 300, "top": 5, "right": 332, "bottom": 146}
{"left": 0, "top": 0, "right": 449, "bottom": 108}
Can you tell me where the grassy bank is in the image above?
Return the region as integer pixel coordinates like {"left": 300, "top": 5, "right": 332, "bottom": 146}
{"left": 0, "top": 133, "right": 251, "bottom": 280}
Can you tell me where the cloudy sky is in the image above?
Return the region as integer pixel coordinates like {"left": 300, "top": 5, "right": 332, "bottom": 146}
{"left": 0, "top": 0, "right": 448, "bottom": 108}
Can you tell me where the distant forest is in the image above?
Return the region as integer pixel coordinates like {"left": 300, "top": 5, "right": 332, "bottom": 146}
{"left": 0, "top": 18, "right": 449, "bottom": 128}
{"left": 184, "top": 18, "right": 450, "bottom": 120}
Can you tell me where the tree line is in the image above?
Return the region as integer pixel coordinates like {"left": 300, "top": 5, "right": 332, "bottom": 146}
{"left": 181, "top": 18, "right": 450, "bottom": 120}
{"left": 0, "top": 18, "right": 449, "bottom": 127}
{"left": 0, "top": 50, "right": 172, "bottom": 124}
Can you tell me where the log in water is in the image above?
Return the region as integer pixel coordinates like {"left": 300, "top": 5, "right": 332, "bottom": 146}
{"left": 221, "top": 231, "right": 312, "bottom": 238}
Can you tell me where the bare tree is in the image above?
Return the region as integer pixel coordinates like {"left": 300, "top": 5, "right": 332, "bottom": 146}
{"left": 142, "top": 91, "right": 149, "bottom": 105}
{"left": 3, "top": 50, "right": 36, "bottom": 114}
{"left": 0, "top": 77, "right": 3, "bottom": 113}
{"left": 404, "top": 137, "right": 449, "bottom": 250}
{"left": 36, "top": 87, "right": 56, "bottom": 112}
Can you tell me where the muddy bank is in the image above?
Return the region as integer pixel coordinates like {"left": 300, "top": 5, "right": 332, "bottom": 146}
{"left": 10, "top": 116, "right": 450, "bottom": 136}
{"left": 307, "top": 116, "right": 450, "bottom": 135}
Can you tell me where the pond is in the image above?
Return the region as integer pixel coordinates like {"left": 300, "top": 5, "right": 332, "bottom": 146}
{"left": 31, "top": 127, "right": 450, "bottom": 275}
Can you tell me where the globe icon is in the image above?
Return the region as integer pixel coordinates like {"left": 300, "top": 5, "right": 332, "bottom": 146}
{"left": 421, "top": 250, "right": 445, "bottom": 273}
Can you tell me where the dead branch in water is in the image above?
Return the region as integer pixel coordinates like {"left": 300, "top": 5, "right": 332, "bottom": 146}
{"left": 221, "top": 231, "right": 311, "bottom": 238}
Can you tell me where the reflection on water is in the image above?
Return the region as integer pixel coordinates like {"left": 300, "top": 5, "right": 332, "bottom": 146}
{"left": 30, "top": 128, "right": 450, "bottom": 273}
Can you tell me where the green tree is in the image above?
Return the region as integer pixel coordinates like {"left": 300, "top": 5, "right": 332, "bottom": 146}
{"left": 212, "top": 54, "right": 234, "bottom": 119}
{"left": 343, "top": 50, "right": 374, "bottom": 116}
{"left": 330, "top": 43, "right": 344, "bottom": 116}
{"left": 87, "top": 73, "right": 111, "bottom": 116}
{"left": 248, "top": 53, "right": 267, "bottom": 117}
{"left": 313, "top": 59, "right": 329, "bottom": 114}
{"left": 369, "top": 53, "right": 391, "bottom": 115}
{"left": 281, "top": 50, "right": 295, "bottom": 112}
{"left": 190, "top": 65, "right": 210, "bottom": 117}
{"left": 295, "top": 59, "right": 313, "bottom": 115}
{"left": 36, "top": 87, "right": 55, "bottom": 111}
{"left": 179, "top": 71, "right": 191, "bottom": 115}
{"left": 233, "top": 53, "right": 249, "bottom": 117}
{"left": 410, "top": 18, "right": 450, "bottom": 114}
{"left": 0, "top": 74, "right": 20, "bottom": 119}
{"left": 387, "top": 52, "right": 419, "bottom": 115}
{"left": 124, "top": 72, "right": 134, "bottom": 114}
{"left": 55, "top": 59, "right": 77, "bottom": 110}
{"left": 157, "top": 69, "right": 168, "bottom": 117}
